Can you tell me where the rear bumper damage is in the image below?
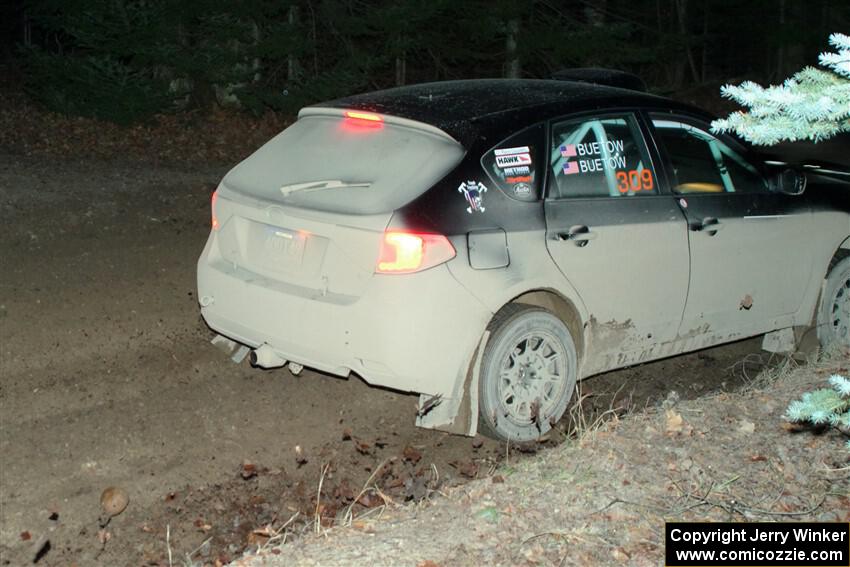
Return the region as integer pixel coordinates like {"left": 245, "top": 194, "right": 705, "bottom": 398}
{"left": 197, "top": 238, "right": 492, "bottom": 431}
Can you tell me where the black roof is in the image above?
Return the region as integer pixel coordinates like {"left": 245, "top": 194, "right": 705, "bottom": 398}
{"left": 312, "top": 79, "right": 708, "bottom": 146}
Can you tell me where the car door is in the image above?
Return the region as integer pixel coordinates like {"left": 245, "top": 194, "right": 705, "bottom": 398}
{"left": 544, "top": 112, "right": 690, "bottom": 377}
{"left": 648, "top": 114, "right": 814, "bottom": 341}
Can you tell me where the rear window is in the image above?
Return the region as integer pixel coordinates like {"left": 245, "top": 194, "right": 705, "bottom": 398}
{"left": 222, "top": 114, "right": 465, "bottom": 214}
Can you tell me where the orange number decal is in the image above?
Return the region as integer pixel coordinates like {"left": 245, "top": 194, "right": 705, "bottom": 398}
{"left": 616, "top": 171, "right": 629, "bottom": 193}
{"left": 628, "top": 170, "right": 640, "bottom": 191}
{"left": 641, "top": 169, "right": 654, "bottom": 191}
{"left": 616, "top": 169, "right": 654, "bottom": 194}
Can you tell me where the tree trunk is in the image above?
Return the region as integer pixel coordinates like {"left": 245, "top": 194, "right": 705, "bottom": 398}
{"left": 505, "top": 18, "right": 520, "bottom": 78}
{"left": 395, "top": 52, "right": 406, "bottom": 86}
{"left": 252, "top": 20, "right": 261, "bottom": 83}
{"left": 674, "top": 0, "right": 700, "bottom": 85}
{"left": 288, "top": 4, "right": 300, "bottom": 82}
{"left": 23, "top": 10, "right": 31, "bottom": 48}
{"left": 776, "top": 0, "right": 785, "bottom": 80}
{"left": 700, "top": 4, "right": 709, "bottom": 82}
{"left": 584, "top": 0, "right": 606, "bottom": 27}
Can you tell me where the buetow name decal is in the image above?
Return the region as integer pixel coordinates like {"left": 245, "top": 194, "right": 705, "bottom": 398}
{"left": 560, "top": 140, "right": 654, "bottom": 193}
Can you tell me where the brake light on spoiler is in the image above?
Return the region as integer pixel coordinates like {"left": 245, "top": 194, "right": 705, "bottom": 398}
{"left": 342, "top": 110, "right": 385, "bottom": 131}
{"left": 376, "top": 231, "right": 456, "bottom": 274}
{"left": 344, "top": 110, "right": 383, "bottom": 122}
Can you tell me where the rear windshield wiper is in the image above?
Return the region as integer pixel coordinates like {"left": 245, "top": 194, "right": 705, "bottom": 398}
{"left": 280, "top": 180, "right": 372, "bottom": 197}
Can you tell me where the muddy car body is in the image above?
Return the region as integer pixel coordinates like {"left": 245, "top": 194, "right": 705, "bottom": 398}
{"left": 197, "top": 79, "right": 850, "bottom": 441}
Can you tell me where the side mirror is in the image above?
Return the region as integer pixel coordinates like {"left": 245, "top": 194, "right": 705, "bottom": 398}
{"left": 769, "top": 168, "right": 807, "bottom": 195}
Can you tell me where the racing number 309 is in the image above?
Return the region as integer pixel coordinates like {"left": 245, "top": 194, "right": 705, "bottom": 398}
{"left": 616, "top": 169, "right": 654, "bottom": 193}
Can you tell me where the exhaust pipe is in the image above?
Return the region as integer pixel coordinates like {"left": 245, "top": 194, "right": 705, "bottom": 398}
{"left": 249, "top": 344, "right": 286, "bottom": 369}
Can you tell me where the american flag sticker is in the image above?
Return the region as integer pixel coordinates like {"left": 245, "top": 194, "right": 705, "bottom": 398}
{"left": 563, "top": 162, "right": 579, "bottom": 175}
{"left": 560, "top": 144, "right": 577, "bottom": 158}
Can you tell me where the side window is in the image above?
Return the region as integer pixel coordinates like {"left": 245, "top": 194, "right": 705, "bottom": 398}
{"left": 548, "top": 114, "right": 656, "bottom": 199}
{"left": 481, "top": 124, "right": 543, "bottom": 202}
{"left": 650, "top": 118, "right": 768, "bottom": 194}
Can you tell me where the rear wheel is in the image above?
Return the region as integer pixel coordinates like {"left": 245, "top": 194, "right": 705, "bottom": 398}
{"left": 818, "top": 256, "right": 850, "bottom": 349}
{"left": 478, "top": 304, "right": 578, "bottom": 442}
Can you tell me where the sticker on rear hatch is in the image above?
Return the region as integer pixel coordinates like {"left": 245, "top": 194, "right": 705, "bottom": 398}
{"left": 458, "top": 181, "right": 488, "bottom": 214}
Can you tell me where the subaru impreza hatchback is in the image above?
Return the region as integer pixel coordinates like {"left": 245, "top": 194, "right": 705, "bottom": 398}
{"left": 198, "top": 78, "right": 850, "bottom": 441}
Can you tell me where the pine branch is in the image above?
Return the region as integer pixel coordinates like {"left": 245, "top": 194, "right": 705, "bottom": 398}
{"left": 711, "top": 32, "right": 850, "bottom": 145}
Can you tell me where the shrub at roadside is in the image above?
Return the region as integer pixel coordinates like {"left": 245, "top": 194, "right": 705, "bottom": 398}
{"left": 785, "top": 373, "right": 850, "bottom": 451}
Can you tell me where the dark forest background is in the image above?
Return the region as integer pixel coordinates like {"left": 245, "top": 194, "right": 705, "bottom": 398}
{"left": 0, "top": 0, "right": 848, "bottom": 124}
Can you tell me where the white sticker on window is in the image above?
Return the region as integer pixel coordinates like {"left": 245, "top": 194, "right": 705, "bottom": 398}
{"left": 494, "top": 145, "right": 530, "bottom": 156}
{"left": 495, "top": 153, "right": 532, "bottom": 168}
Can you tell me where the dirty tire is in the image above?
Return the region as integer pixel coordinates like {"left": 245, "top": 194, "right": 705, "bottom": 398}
{"left": 478, "top": 303, "right": 578, "bottom": 442}
{"left": 818, "top": 256, "right": 850, "bottom": 349}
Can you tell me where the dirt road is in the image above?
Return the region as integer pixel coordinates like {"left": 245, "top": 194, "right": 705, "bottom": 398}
{"left": 0, "top": 153, "right": 776, "bottom": 565}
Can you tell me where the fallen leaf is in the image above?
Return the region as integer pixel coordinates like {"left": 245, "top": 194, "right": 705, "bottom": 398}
{"left": 20, "top": 531, "right": 31, "bottom": 541}
{"left": 665, "top": 410, "right": 685, "bottom": 434}
{"left": 100, "top": 487, "right": 129, "bottom": 518}
{"left": 402, "top": 445, "right": 422, "bottom": 464}
{"left": 491, "top": 475, "right": 504, "bottom": 484}
{"left": 749, "top": 454, "right": 768, "bottom": 462}
{"left": 611, "top": 546, "right": 631, "bottom": 562}
{"left": 418, "top": 561, "right": 442, "bottom": 567}
{"left": 241, "top": 461, "right": 257, "bottom": 480}
{"left": 334, "top": 479, "right": 355, "bottom": 501}
{"left": 356, "top": 492, "right": 382, "bottom": 508}
{"left": 450, "top": 460, "right": 479, "bottom": 478}
{"left": 738, "top": 420, "right": 755, "bottom": 435}
{"left": 353, "top": 438, "right": 372, "bottom": 455}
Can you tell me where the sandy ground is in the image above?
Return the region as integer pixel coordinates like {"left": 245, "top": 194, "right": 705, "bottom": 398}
{"left": 0, "top": 150, "right": 843, "bottom": 566}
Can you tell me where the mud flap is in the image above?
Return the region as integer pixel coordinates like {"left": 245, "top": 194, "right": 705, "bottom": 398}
{"left": 415, "top": 331, "right": 490, "bottom": 437}
{"left": 762, "top": 327, "right": 796, "bottom": 354}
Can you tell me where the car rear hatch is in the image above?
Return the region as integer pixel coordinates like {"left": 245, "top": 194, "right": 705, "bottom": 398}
{"left": 210, "top": 108, "right": 465, "bottom": 299}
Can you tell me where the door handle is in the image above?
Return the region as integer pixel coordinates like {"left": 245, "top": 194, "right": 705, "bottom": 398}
{"left": 555, "top": 225, "right": 597, "bottom": 247}
{"left": 689, "top": 217, "right": 723, "bottom": 235}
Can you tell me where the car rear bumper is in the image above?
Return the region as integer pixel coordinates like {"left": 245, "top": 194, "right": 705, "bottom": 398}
{"left": 197, "top": 238, "right": 492, "bottom": 396}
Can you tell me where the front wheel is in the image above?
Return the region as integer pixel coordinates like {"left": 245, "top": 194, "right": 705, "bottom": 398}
{"left": 478, "top": 304, "right": 578, "bottom": 442}
{"left": 817, "top": 256, "right": 850, "bottom": 349}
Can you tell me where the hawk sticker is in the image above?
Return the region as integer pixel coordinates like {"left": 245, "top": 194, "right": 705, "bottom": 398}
{"left": 458, "top": 180, "right": 488, "bottom": 214}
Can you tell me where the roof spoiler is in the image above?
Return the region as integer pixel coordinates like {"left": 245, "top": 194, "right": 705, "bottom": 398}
{"left": 551, "top": 68, "right": 647, "bottom": 92}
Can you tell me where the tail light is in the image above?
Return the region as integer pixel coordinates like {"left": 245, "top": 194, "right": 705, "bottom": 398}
{"left": 211, "top": 190, "right": 220, "bottom": 230}
{"left": 376, "top": 231, "right": 456, "bottom": 274}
